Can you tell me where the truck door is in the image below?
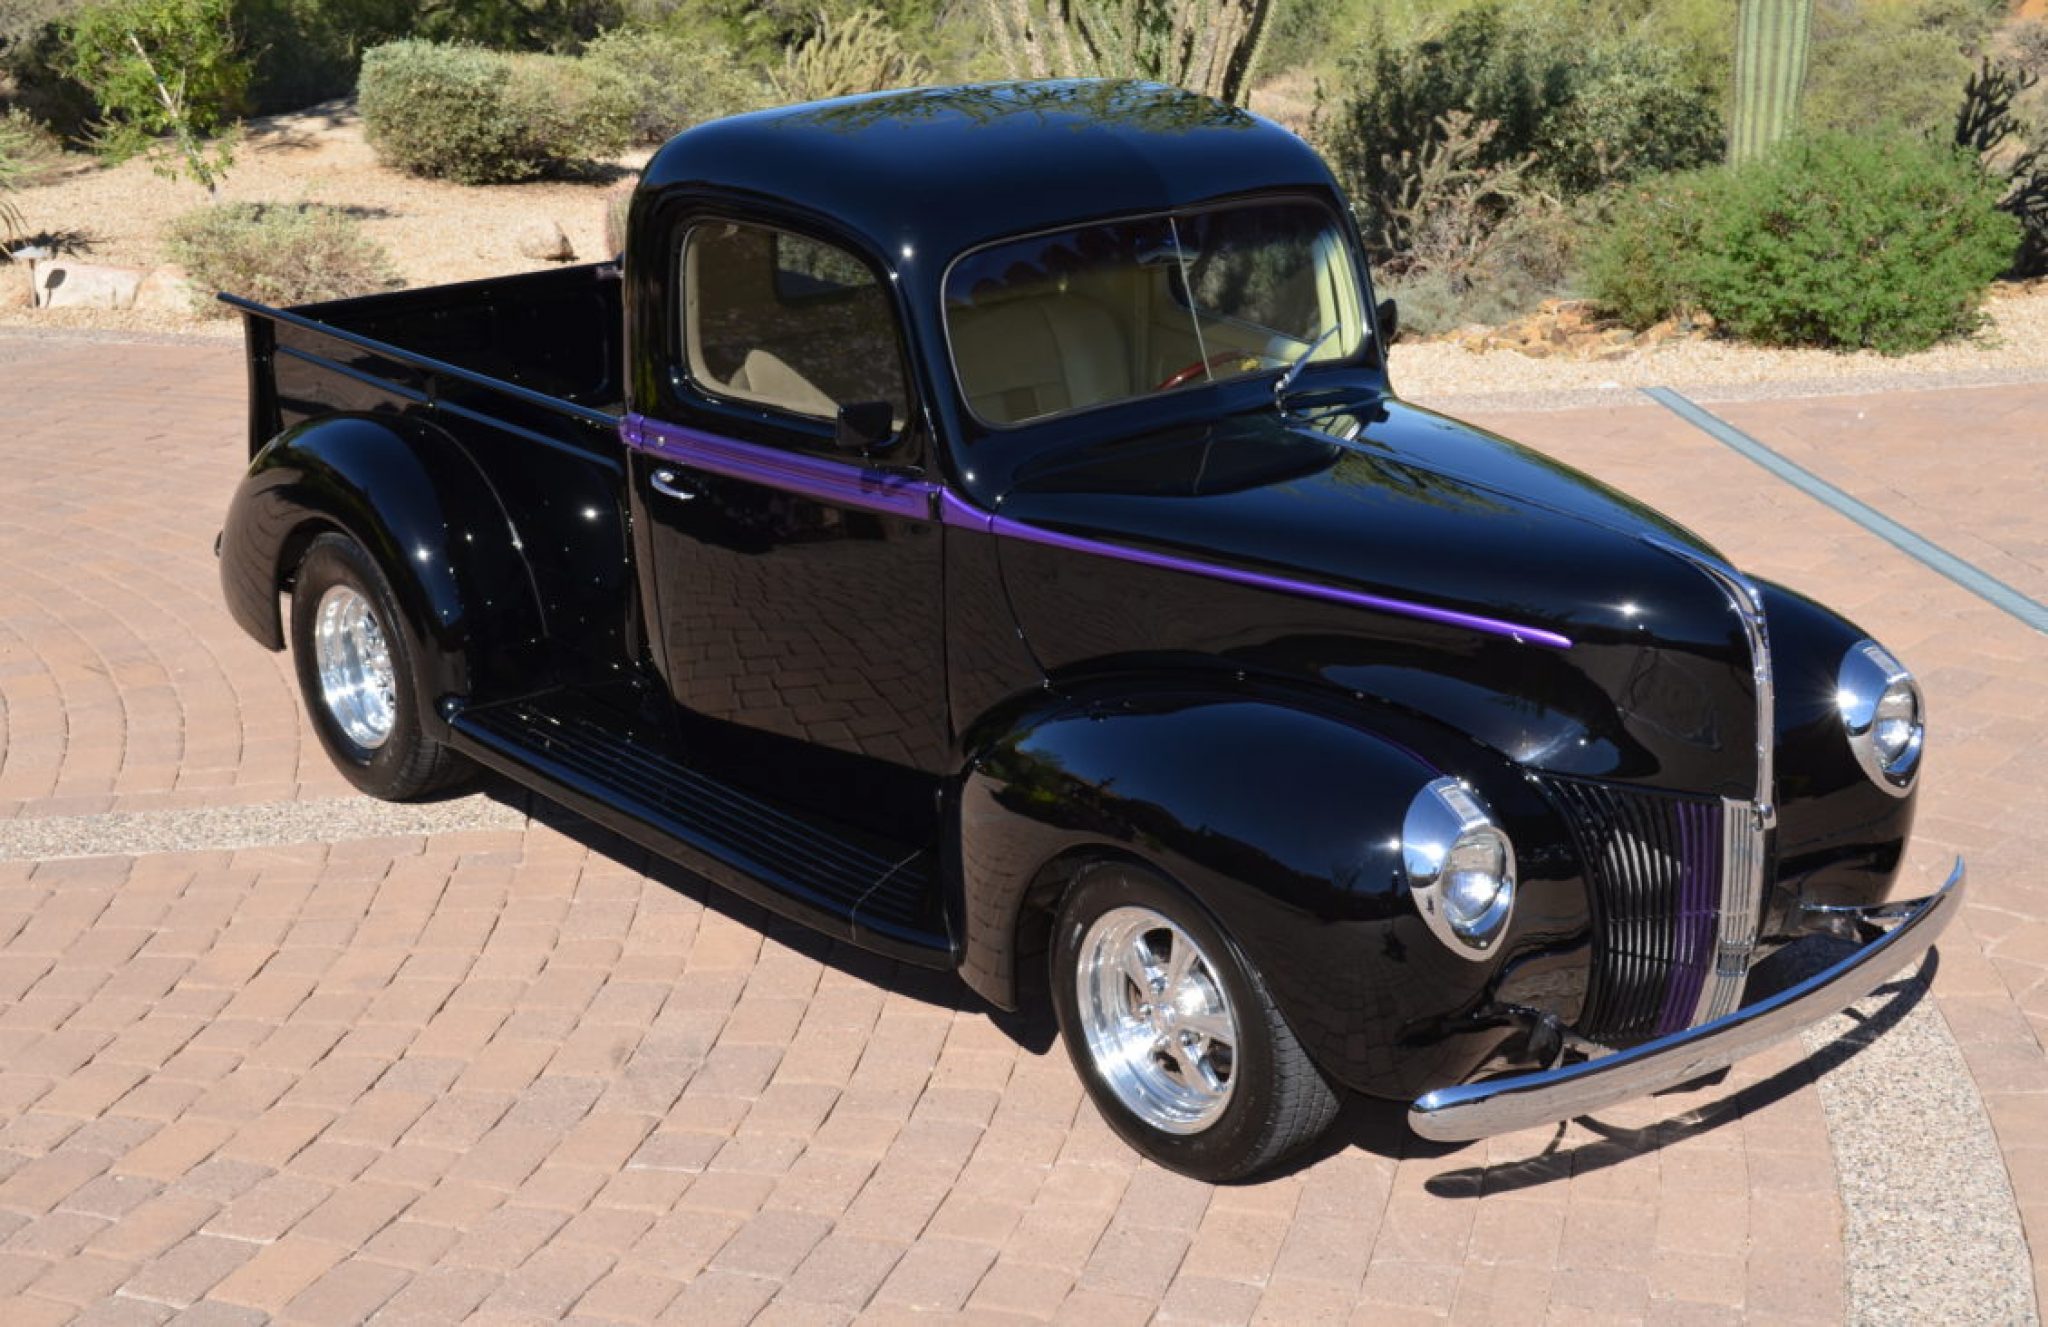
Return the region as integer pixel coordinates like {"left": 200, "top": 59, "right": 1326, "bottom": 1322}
{"left": 627, "top": 216, "right": 948, "bottom": 844}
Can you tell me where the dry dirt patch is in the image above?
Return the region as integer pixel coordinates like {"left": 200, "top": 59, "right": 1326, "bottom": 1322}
{"left": 2, "top": 98, "right": 639, "bottom": 335}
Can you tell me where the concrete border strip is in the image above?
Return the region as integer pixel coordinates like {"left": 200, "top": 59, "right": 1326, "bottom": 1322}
{"left": 0, "top": 795, "right": 531, "bottom": 862}
{"left": 1642, "top": 386, "right": 2048, "bottom": 635}
{"left": 1802, "top": 974, "right": 2038, "bottom": 1324}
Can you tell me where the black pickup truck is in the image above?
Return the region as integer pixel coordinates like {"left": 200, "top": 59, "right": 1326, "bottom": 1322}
{"left": 218, "top": 80, "right": 1961, "bottom": 1180}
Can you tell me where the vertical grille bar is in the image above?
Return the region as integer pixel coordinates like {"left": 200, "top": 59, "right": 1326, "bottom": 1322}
{"left": 1696, "top": 799, "right": 1766, "bottom": 1023}
{"left": 1542, "top": 776, "right": 1725, "bottom": 1048}
{"left": 1655, "top": 800, "right": 1721, "bottom": 1035}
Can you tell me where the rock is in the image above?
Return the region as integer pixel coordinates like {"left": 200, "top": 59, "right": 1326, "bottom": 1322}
{"left": 133, "top": 264, "right": 200, "bottom": 315}
{"left": 1518, "top": 341, "right": 1553, "bottom": 359}
{"left": 33, "top": 260, "right": 145, "bottom": 310}
{"left": 1593, "top": 345, "right": 1633, "bottom": 362}
{"left": 516, "top": 219, "right": 575, "bottom": 263}
{"left": 1643, "top": 317, "right": 1681, "bottom": 345}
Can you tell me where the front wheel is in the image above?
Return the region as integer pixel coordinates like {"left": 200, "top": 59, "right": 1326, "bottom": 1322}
{"left": 289, "top": 532, "right": 471, "bottom": 801}
{"left": 1050, "top": 864, "right": 1339, "bottom": 1181}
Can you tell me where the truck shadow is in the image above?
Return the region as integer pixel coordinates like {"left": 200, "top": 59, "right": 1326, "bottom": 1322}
{"left": 488, "top": 777, "right": 1056, "bottom": 1049}
{"left": 1407, "top": 945, "right": 1938, "bottom": 1196}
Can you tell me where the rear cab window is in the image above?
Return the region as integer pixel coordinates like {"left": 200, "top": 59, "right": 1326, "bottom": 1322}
{"left": 681, "top": 221, "right": 910, "bottom": 443}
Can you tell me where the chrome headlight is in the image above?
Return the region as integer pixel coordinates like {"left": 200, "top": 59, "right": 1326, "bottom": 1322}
{"left": 1402, "top": 778, "right": 1516, "bottom": 959}
{"left": 1837, "top": 640, "right": 1922, "bottom": 796}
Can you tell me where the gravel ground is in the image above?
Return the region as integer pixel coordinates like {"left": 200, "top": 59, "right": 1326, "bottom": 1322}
{"left": 1799, "top": 960, "right": 2038, "bottom": 1326}
{"left": 1, "top": 100, "right": 639, "bottom": 332}
{"left": 0, "top": 792, "right": 532, "bottom": 862}
{"left": 1395, "top": 283, "right": 2048, "bottom": 406}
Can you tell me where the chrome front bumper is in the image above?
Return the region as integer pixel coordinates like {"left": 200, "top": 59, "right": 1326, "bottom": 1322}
{"left": 1409, "top": 857, "right": 1967, "bottom": 1142}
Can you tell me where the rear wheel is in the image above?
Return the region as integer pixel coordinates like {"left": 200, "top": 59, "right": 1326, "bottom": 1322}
{"left": 289, "top": 532, "right": 471, "bottom": 800}
{"left": 1050, "top": 863, "right": 1339, "bottom": 1181}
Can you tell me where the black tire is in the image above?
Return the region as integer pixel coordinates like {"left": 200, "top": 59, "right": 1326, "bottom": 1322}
{"left": 289, "top": 532, "right": 472, "bottom": 801}
{"left": 1049, "top": 863, "right": 1340, "bottom": 1182}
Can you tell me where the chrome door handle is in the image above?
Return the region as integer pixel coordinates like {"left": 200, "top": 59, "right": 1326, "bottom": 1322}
{"left": 650, "top": 468, "right": 698, "bottom": 502}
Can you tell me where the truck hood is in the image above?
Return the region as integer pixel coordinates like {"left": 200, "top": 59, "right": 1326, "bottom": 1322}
{"left": 989, "top": 396, "right": 1762, "bottom": 797}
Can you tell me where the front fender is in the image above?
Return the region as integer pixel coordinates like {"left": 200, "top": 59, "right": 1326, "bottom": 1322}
{"left": 219, "top": 413, "right": 545, "bottom": 723}
{"left": 955, "top": 683, "right": 1588, "bottom": 1098}
{"left": 1758, "top": 579, "right": 1919, "bottom": 928}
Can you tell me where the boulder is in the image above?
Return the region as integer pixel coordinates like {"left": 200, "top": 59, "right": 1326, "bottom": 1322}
{"left": 34, "top": 260, "right": 146, "bottom": 310}
{"left": 133, "top": 264, "right": 200, "bottom": 315}
{"left": 516, "top": 219, "right": 575, "bottom": 263}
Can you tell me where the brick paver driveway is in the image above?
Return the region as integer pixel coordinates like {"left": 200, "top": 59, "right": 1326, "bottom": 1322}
{"left": 0, "top": 330, "right": 2041, "bottom": 1324}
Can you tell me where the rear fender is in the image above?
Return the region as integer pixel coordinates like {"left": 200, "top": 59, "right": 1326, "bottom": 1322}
{"left": 220, "top": 413, "right": 546, "bottom": 726}
{"left": 954, "top": 682, "right": 1582, "bottom": 1098}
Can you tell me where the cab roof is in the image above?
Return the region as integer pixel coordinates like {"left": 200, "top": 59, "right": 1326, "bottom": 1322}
{"left": 638, "top": 80, "right": 1341, "bottom": 265}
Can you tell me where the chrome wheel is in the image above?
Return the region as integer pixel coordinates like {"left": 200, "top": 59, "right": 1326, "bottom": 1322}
{"left": 1076, "top": 905, "right": 1240, "bottom": 1134}
{"left": 312, "top": 584, "right": 396, "bottom": 750}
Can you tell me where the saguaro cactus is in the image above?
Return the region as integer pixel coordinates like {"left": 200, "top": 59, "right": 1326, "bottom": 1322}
{"left": 1730, "top": 0, "right": 1814, "bottom": 165}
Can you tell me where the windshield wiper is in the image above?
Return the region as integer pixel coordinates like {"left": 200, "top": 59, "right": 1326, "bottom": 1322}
{"left": 1273, "top": 324, "right": 1341, "bottom": 411}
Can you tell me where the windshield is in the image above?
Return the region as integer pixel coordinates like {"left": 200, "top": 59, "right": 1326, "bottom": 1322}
{"left": 944, "top": 199, "right": 1367, "bottom": 428}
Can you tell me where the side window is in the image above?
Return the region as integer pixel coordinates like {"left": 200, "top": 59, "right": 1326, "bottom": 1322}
{"left": 682, "top": 221, "right": 909, "bottom": 435}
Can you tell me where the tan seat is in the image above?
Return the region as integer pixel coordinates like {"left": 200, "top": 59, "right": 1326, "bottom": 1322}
{"left": 726, "top": 348, "right": 838, "bottom": 419}
{"left": 951, "top": 294, "right": 1132, "bottom": 425}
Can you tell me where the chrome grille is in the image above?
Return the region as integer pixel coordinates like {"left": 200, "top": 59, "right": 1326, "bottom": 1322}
{"left": 1541, "top": 776, "right": 1726, "bottom": 1047}
{"left": 1699, "top": 798, "right": 1766, "bottom": 1023}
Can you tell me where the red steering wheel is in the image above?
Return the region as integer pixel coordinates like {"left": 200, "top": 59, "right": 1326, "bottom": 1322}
{"left": 1154, "top": 350, "right": 1255, "bottom": 392}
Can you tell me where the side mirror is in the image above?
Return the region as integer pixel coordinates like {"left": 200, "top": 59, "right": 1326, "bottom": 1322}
{"left": 1376, "top": 297, "right": 1400, "bottom": 347}
{"left": 834, "top": 400, "right": 897, "bottom": 456}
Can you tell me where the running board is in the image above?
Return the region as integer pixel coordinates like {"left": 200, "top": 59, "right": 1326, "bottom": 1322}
{"left": 448, "top": 692, "right": 953, "bottom": 967}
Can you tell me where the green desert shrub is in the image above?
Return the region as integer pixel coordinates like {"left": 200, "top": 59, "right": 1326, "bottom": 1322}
{"left": 410, "top": 0, "right": 625, "bottom": 52}
{"left": 582, "top": 26, "right": 764, "bottom": 143}
{"left": 0, "top": 105, "right": 62, "bottom": 239}
{"left": 1537, "top": 39, "right": 1723, "bottom": 196}
{"left": 62, "top": 0, "right": 248, "bottom": 193}
{"left": 357, "top": 39, "right": 629, "bottom": 184}
{"left": 1586, "top": 132, "right": 2019, "bottom": 353}
{"left": 1803, "top": 0, "right": 2005, "bottom": 139}
{"left": 165, "top": 199, "right": 400, "bottom": 310}
{"left": 0, "top": 129, "right": 24, "bottom": 243}
{"left": 1270, "top": 0, "right": 1733, "bottom": 99}
{"left": 1579, "top": 170, "right": 1716, "bottom": 327}
{"left": 0, "top": 103, "right": 60, "bottom": 174}
{"left": 234, "top": 0, "right": 417, "bottom": 112}
{"left": 1, "top": 1, "right": 98, "bottom": 138}
{"left": 1318, "top": 5, "right": 1721, "bottom": 262}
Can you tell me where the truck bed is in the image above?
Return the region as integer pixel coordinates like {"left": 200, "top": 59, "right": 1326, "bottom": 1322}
{"left": 231, "top": 261, "right": 627, "bottom": 461}
{"left": 226, "top": 261, "right": 637, "bottom": 690}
